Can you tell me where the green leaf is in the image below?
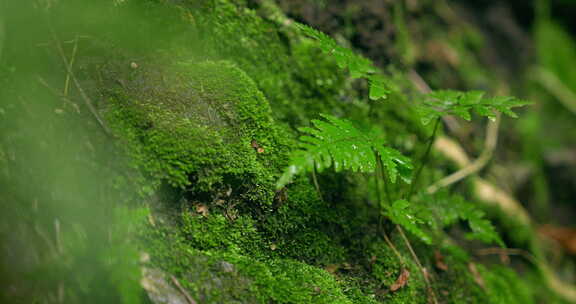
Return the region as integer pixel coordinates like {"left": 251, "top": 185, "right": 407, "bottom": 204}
{"left": 297, "top": 23, "right": 391, "bottom": 100}
{"left": 276, "top": 114, "right": 412, "bottom": 189}
{"left": 423, "top": 193, "right": 504, "bottom": 246}
{"left": 386, "top": 200, "right": 432, "bottom": 244}
{"left": 417, "top": 90, "right": 529, "bottom": 125}
{"left": 368, "top": 75, "right": 390, "bottom": 100}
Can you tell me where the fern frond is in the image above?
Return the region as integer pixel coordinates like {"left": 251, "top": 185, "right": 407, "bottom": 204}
{"left": 276, "top": 114, "right": 412, "bottom": 189}
{"left": 416, "top": 90, "right": 530, "bottom": 125}
{"left": 428, "top": 193, "right": 504, "bottom": 246}
{"left": 386, "top": 193, "right": 504, "bottom": 246}
{"left": 296, "top": 23, "right": 390, "bottom": 100}
{"left": 385, "top": 199, "right": 432, "bottom": 244}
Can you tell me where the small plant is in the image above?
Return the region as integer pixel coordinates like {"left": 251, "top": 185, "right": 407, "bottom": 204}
{"left": 276, "top": 114, "right": 412, "bottom": 189}
{"left": 297, "top": 24, "right": 390, "bottom": 100}
{"left": 281, "top": 24, "right": 528, "bottom": 250}
{"left": 416, "top": 90, "right": 530, "bottom": 125}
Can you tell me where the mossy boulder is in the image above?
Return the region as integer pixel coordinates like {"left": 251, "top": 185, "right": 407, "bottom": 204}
{"left": 103, "top": 59, "right": 289, "bottom": 204}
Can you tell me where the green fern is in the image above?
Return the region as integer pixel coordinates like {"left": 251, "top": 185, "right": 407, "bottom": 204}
{"left": 416, "top": 90, "right": 530, "bottom": 125}
{"left": 297, "top": 23, "right": 390, "bottom": 100}
{"left": 386, "top": 199, "right": 432, "bottom": 244}
{"left": 426, "top": 193, "right": 504, "bottom": 246}
{"left": 276, "top": 114, "right": 412, "bottom": 189}
{"left": 384, "top": 193, "right": 503, "bottom": 246}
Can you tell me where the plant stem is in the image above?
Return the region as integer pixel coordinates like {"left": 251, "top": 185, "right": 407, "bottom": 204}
{"left": 383, "top": 231, "right": 405, "bottom": 265}
{"left": 407, "top": 117, "right": 441, "bottom": 198}
{"left": 311, "top": 163, "right": 323, "bottom": 201}
{"left": 397, "top": 225, "right": 438, "bottom": 304}
{"left": 375, "top": 150, "right": 393, "bottom": 205}
{"left": 374, "top": 150, "right": 405, "bottom": 266}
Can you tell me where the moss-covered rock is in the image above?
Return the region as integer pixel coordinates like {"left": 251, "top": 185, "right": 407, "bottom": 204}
{"left": 103, "top": 59, "right": 290, "bottom": 204}
{"left": 64, "top": 0, "right": 553, "bottom": 303}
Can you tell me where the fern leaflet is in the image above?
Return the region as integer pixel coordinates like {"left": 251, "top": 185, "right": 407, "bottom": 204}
{"left": 426, "top": 193, "right": 504, "bottom": 246}
{"left": 276, "top": 114, "right": 412, "bottom": 189}
{"left": 386, "top": 199, "right": 432, "bottom": 244}
{"left": 416, "top": 90, "right": 530, "bottom": 125}
{"left": 297, "top": 23, "right": 391, "bottom": 100}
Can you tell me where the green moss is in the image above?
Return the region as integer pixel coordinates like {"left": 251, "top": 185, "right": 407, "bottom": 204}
{"left": 104, "top": 59, "right": 290, "bottom": 204}
{"left": 144, "top": 217, "right": 379, "bottom": 304}
{"left": 179, "top": 0, "right": 361, "bottom": 126}
{"left": 92, "top": 1, "right": 553, "bottom": 303}
{"left": 479, "top": 265, "right": 535, "bottom": 304}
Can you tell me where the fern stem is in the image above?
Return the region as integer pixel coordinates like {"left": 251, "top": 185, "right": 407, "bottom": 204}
{"left": 408, "top": 117, "right": 441, "bottom": 198}
{"left": 383, "top": 231, "right": 405, "bottom": 265}
{"left": 311, "top": 163, "right": 323, "bottom": 201}
{"left": 375, "top": 150, "right": 393, "bottom": 205}
{"left": 382, "top": 168, "right": 393, "bottom": 205}
{"left": 397, "top": 225, "right": 439, "bottom": 304}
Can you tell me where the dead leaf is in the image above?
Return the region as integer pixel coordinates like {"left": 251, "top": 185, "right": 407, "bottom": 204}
{"left": 325, "top": 264, "right": 340, "bottom": 274}
{"left": 539, "top": 225, "right": 576, "bottom": 255}
{"left": 434, "top": 250, "right": 448, "bottom": 271}
{"left": 369, "top": 255, "right": 377, "bottom": 266}
{"left": 251, "top": 140, "right": 265, "bottom": 153}
{"left": 195, "top": 203, "right": 209, "bottom": 217}
{"left": 468, "top": 262, "right": 485, "bottom": 289}
{"left": 390, "top": 268, "right": 410, "bottom": 292}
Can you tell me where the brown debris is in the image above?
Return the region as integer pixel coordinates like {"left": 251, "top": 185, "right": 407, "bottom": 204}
{"left": 468, "top": 262, "right": 485, "bottom": 289}
{"left": 389, "top": 268, "right": 410, "bottom": 292}
{"left": 434, "top": 250, "right": 448, "bottom": 272}
{"left": 539, "top": 224, "right": 576, "bottom": 255}
{"left": 195, "top": 203, "right": 209, "bottom": 217}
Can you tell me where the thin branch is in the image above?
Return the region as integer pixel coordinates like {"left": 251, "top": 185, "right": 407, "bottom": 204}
{"left": 427, "top": 113, "right": 500, "bottom": 194}
{"left": 63, "top": 35, "right": 79, "bottom": 97}
{"left": 475, "top": 247, "right": 535, "bottom": 263}
{"left": 47, "top": 21, "right": 113, "bottom": 136}
{"left": 37, "top": 76, "right": 81, "bottom": 113}
{"left": 534, "top": 67, "right": 576, "bottom": 116}
{"left": 383, "top": 231, "right": 405, "bottom": 265}
{"left": 397, "top": 225, "right": 438, "bottom": 304}
{"left": 170, "top": 275, "right": 197, "bottom": 304}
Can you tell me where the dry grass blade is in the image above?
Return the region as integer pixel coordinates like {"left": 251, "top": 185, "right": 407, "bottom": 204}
{"left": 47, "top": 21, "right": 113, "bottom": 137}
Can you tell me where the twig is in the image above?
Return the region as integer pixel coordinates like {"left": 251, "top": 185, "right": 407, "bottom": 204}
{"left": 475, "top": 247, "right": 535, "bottom": 263}
{"left": 47, "top": 21, "right": 113, "bottom": 136}
{"left": 34, "top": 223, "right": 59, "bottom": 257}
{"left": 37, "top": 76, "right": 81, "bottom": 113}
{"left": 170, "top": 275, "right": 197, "bottom": 304}
{"left": 397, "top": 225, "right": 438, "bottom": 304}
{"left": 534, "top": 67, "right": 576, "bottom": 116}
{"left": 383, "top": 231, "right": 405, "bottom": 265}
{"left": 427, "top": 113, "right": 500, "bottom": 194}
{"left": 63, "top": 35, "right": 79, "bottom": 97}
